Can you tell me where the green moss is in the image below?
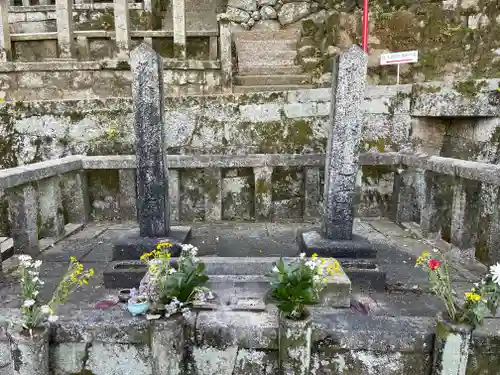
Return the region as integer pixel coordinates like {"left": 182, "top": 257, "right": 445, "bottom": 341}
{"left": 75, "top": 9, "right": 115, "bottom": 31}
{"left": 453, "top": 79, "right": 487, "bottom": 98}
{"left": 361, "top": 165, "right": 393, "bottom": 185}
{"left": 70, "top": 369, "right": 95, "bottom": 375}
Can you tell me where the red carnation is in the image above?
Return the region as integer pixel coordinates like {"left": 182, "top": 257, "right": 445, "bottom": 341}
{"left": 428, "top": 259, "right": 441, "bottom": 271}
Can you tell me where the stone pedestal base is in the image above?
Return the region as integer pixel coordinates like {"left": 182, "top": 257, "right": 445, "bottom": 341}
{"left": 298, "top": 230, "right": 386, "bottom": 290}
{"left": 112, "top": 226, "right": 192, "bottom": 261}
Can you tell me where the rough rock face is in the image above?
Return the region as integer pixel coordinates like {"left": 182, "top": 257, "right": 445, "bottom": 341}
{"left": 278, "top": 2, "right": 311, "bottom": 25}
{"left": 261, "top": 5, "right": 278, "bottom": 20}
{"left": 228, "top": 0, "right": 257, "bottom": 12}
{"left": 252, "top": 19, "right": 281, "bottom": 30}
{"left": 226, "top": 6, "right": 251, "bottom": 22}
{"left": 258, "top": 0, "right": 277, "bottom": 6}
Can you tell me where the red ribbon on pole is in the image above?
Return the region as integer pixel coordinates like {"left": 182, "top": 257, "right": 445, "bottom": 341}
{"left": 362, "top": 0, "right": 369, "bottom": 52}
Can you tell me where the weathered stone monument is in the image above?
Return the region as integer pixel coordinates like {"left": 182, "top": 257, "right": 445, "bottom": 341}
{"left": 111, "top": 43, "right": 191, "bottom": 261}
{"left": 298, "top": 45, "right": 384, "bottom": 288}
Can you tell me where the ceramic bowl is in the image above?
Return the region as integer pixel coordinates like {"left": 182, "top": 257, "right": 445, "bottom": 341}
{"left": 127, "top": 298, "right": 149, "bottom": 316}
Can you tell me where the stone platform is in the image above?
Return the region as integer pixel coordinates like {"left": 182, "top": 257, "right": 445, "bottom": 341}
{"left": 0, "top": 218, "right": 492, "bottom": 375}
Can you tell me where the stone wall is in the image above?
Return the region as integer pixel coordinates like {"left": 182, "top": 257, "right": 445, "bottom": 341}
{"left": 1, "top": 80, "right": 499, "bottom": 223}
{"left": 1, "top": 308, "right": 500, "bottom": 375}
{"left": 221, "top": 0, "right": 500, "bottom": 85}
{"left": 0, "top": 60, "right": 222, "bottom": 100}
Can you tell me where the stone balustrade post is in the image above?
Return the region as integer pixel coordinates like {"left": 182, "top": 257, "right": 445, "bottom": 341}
{"left": 38, "top": 177, "right": 65, "bottom": 238}
{"left": 169, "top": 169, "right": 181, "bottom": 222}
{"left": 61, "top": 171, "right": 90, "bottom": 224}
{"left": 7, "top": 184, "right": 39, "bottom": 256}
{"left": 204, "top": 168, "right": 222, "bottom": 221}
{"left": 254, "top": 166, "right": 273, "bottom": 221}
{"left": 172, "top": 0, "right": 186, "bottom": 59}
{"left": 56, "top": 0, "right": 74, "bottom": 58}
{"left": 304, "top": 167, "right": 320, "bottom": 218}
{"left": 390, "top": 166, "right": 419, "bottom": 224}
{"left": 0, "top": 0, "right": 11, "bottom": 62}
{"left": 450, "top": 177, "right": 480, "bottom": 251}
{"left": 478, "top": 183, "right": 500, "bottom": 264}
{"left": 217, "top": 14, "right": 233, "bottom": 93}
{"left": 420, "top": 170, "right": 441, "bottom": 239}
{"left": 118, "top": 169, "right": 137, "bottom": 221}
{"left": 114, "top": 0, "right": 131, "bottom": 59}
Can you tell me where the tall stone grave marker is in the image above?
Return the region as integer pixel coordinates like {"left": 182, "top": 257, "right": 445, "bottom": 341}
{"left": 111, "top": 43, "right": 191, "bottom": 261}
{"left": 298, "top": 45, "right": 385, "bottom": 288}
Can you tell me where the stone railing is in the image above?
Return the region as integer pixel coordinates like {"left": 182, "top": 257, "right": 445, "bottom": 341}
{"left": 0, "top": 152, "right": 396, "bottom": 262}
{"left": 391, "top": 153, "right": 500, "bottom": 265}
{"left": 2, "top": 151, "right": 500, "bottom": 266}
{"left": 1, "top": 0, "right": 222, "bottom": 59}
{"left": 0, "top": 0, "right": 233, "bottom": 95}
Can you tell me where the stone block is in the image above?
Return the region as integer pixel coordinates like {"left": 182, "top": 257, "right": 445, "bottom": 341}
{"left": 254, "top": 166, "right": 273, "bottom": 221}
{"left": 50, "top": 343, "right": 88, "bottom": 375}
{"left": 196, "top": 311, "right": 278, "bottom": 349}
{"left": 0, "top": 340, "right": 12, "bottom": 375}
{"left": 61, "top": 171, "right": 90, "bottom": 224}
{"left": 118, "top": 169, "right": 137, "bottom": 221}
{"left": 233, "top": 349, "right": 277, "bottom": 375}
{"left": 204, "top": 168, "right": 222, "bottom": 221}
{"left": 310, "top": 351, "right": 432, "bottom": 375}
{"left": 86, "top": 343, "right": 151, "bottom": 375}
{"left": 151, "top": 317, "right": 184, "bottom": 375}
{"left": 193, "top": 346, "right": 238, "bottom": 375}
{"left": 37, "top": 176, "right": 65, "bottom": 238}
{"left": 7, "top": 184, "right": 39, "bottom": 256}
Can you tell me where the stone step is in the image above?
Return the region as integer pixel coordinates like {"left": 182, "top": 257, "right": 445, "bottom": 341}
{"left": 233, "top": 29, "right": 301, "bottom": 42}
{"left": 237, "top": 65, "right": 303, "bottom": 75}
{"left": 208, "top": 274, "right": 350, "bottom": 308}
{"left": 234, "top": 74, "right": 310, "bottom": 86}
{"left": 233, "top": 84, "right": 314, "bottom": 93}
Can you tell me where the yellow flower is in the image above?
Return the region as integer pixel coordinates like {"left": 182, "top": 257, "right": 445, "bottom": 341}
{"left": 156, "top": 242, "right": 171, "bottom": 249}
{"left": 465, "top": 292, "right": 481, "bottom": 302}
{"left": 312, "top": 253, "right": 318, "bottom": 259}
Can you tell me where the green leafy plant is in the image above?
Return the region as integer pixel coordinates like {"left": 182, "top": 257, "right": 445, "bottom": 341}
{"left": 268, "top": 253, "right": 341, "bottom": 320}
{"left": 416, "top": 250, "right": 500, "bottom": 327}
{"left": 140, "top": 243, "right": 209, "bottom": 318}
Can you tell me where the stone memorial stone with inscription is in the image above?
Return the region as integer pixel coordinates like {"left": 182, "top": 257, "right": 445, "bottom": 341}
{"left": 109, "top": 44, "right": 192, "bottom": 266}
{"left": 298, "top": 45, "right": 385, "bottom": 289}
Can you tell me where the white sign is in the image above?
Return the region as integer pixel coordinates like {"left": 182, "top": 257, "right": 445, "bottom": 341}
{"left": 380, "top": 50, "right": 419, "bottom": 66}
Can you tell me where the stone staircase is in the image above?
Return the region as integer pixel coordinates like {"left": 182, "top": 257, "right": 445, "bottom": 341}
{"left": 233, "top": 29, "right": 312, "bottom": 93}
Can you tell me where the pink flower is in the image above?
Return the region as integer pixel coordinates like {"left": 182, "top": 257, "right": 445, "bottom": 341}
{"left": 428, "top": 259, "right": 441, "bottom": 271}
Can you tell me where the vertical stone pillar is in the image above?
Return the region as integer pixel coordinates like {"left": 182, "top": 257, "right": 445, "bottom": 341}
{"left": 204, "top": 168, "right": 222, "bottom": 221}
{"left": 7, "top": 184, "right": 39, "bottom": 256}
{"left": 420, "top": 171, "right": 441, "bottom": 239}
{"left": 151, "top": 317, "right": 184, "bottom": 375}
{"left": 114, "top": 0, "right": 131, "bottom": 59}
{"left": 209, "top": 36, "right": 218, "bottom": 60}
{"left": 217, "top": 14, "right": 232, "bottom": 93}
{"left": 169, "top": 169, "right": 180, "bottom": 222}
{"left": 304, "top": 167, "right": 320, "bottom": 218}
{"left": 118, "top": 169, "right": 137, "bottom": 221}
{"left": 450, "top": 178, "right": 479, "bottom": 251}
{"left": 38, "top": 177, "right": 65, "bottom": 238}
{"left": 131, "top": 44, "right": 170, "bottom": 237}
{"left": 0, "top": 0, "right": 11, "bottom": 62}
{"left": 172, "top": 0, "right": 186, "bottom": 59}
{"left": 321, "top": 45, "right": 367, "bottom": 241}
{"left": 21, "top": 0, "right": 29, "bottom": 6}
{"left": 56, "top": 0, "right": 74, "bottom": 58}
{"left": 254, "top": 166, "right": 273, "bottom": 221}
{"left": 481, "top": 183, "right": 500, "bottom": 264}
{"left": 61, "top": 171, "right": 90, "bottom": 224}
{"left": 278, "top": 316, "right": 311, "bottom": 375}
{"left": 390, "top": 167, "right": 418, "bottom": 223}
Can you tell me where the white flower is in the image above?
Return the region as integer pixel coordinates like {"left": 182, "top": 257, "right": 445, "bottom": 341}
{"left": 18, "top": 255, "right": 32, "bottom": 263}
{"left": 47, "top": 315, "right": 58, "bottom": 323}
{"left": 272, "top": 266, "right": 279, "bottom": 273}
{"left": 299, "top": 253, "right": 306, "bottom": 259}
{"left": 23, "top": 299, "right": 35, "bottom": 308}
{"left": 168, "top": 268, "right": 177, "bottom": 275}
{"left": 313, "top": 275, "right": 321, "bottom": 283}
{"left": 33, "top": 260, "right": 42, "bottom": 268}
{"left": 305, "top": 260, "right": 316, "bottom": 270}
{"left": 490, "top": 263, "right": 500, "bottom": 286}
{"left": 41, "top": 305, "right": 51, "bottom": 314}
{"left": 32, "top": 290, "right": 39, "bottom": 297}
